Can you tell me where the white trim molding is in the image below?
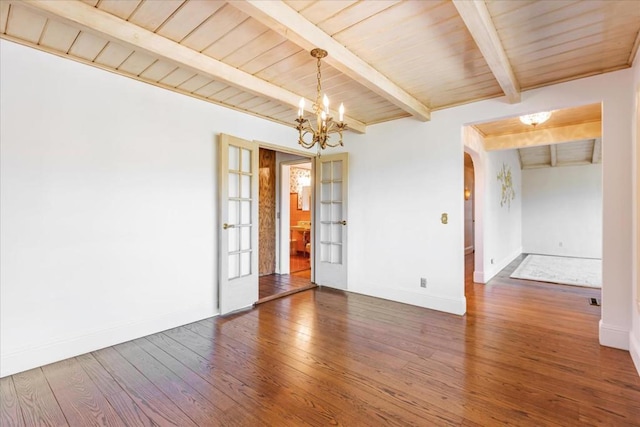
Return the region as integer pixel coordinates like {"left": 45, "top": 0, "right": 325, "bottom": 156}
{"left": 599, "top": 320, "right": 630, "bottom": 351}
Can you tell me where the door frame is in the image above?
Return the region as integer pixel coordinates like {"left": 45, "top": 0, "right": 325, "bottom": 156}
{"left": 254, "top": 140, "right": 315, "bottom": 282}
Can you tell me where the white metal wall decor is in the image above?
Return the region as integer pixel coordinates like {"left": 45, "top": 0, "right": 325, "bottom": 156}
{"left": 497, "top": 163, "right": 515, "bottom": 210}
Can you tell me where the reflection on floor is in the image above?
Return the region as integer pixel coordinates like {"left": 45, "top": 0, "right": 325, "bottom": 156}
{"left": 290, "top": 253, "right": 310, "bottom": 273}
{"left": 258, "top": 271, "right": 313, "bottom": 301}
{"left": 291, "top": 269, "right": 311, "bottom": 279}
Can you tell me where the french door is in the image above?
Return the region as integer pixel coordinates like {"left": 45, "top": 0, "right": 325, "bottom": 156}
{"left": 218, "top": 134, "right": 259, "bottom": 314}
{"left": 314, "top": 153, "right": 348, "bottom": 289}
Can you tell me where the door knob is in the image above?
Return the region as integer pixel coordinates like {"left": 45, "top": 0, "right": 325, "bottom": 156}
{"left": 339, "top": 220, "right": 347, "bottom": 226}
{"left": 223, "top": 223, "right": 236, "bottom": 230}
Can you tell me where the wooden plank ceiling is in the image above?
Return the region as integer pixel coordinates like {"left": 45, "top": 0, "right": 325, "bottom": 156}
{"left": 1, "top": 0, "right": 639, "bottom": 135}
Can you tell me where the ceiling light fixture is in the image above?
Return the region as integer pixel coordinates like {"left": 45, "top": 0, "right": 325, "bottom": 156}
{"left": 519, "top": 111, "right": 552, "bottom": 127}
{"left": 296, "top": 49, "right": 346, "bottom": 151}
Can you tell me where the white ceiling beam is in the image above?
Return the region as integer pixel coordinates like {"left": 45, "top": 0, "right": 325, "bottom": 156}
{"left": 484, "top": 121, "right": 602, "bottom": 151}
{"left": 17, "top": 0, "right": 367, "bottom": 133}
{"left": 452, "top": 0, "right": 521, "bottom": 104}
{"left": 549, "top": 144, "right": 557, "bottom": 167}
{"left": 592, "top": 138, "right": 602, "bottom": 164}
{"left": 229, "top": 0, "right": 431, "bottom": 122}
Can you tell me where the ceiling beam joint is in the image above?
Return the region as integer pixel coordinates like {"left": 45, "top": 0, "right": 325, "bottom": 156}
{"left": 452, "top": 0, "right": 521, "bottom": 103}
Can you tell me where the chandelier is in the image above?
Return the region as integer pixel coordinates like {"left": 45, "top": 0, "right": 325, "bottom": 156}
{"left": 295, "top": 48, "right": 346, "bottom": 150}
{"left": 519, "top": 111, "right": 552, "bottom": 127}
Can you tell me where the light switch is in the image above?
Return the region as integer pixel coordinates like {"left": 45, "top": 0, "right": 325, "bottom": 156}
{"left": 441, "top": 213, "right": 448, "bottom": 224}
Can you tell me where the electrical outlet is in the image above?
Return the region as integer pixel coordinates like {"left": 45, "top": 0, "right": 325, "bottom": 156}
{"left": 420, "top": 278, "right": 427, "bottom": 288}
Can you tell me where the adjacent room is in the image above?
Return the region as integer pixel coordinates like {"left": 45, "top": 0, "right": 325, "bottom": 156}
{"left": 1, "top": 1, "right": 639, "bottom": 425}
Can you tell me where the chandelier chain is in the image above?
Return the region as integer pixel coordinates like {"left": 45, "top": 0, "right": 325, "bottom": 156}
{"left": 315, "top": 57, "right": 322, "bottom": 113}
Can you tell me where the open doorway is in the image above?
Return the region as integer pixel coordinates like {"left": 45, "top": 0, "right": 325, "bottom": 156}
{"left": 288, "top": 162, "right": 312, "bottom": 278}
{"left": 463, "top": 102, "right": 603, "bottom": 298}
{"left": 464, "top": 152, "right": 475, "bottom": 290}
{"left": 257, "top": 148, "right": 315, "bottom": 303}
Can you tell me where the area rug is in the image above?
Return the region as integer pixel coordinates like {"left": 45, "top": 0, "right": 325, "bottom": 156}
{"left": 510, "top": 254, "right": 602, "bottom": 288}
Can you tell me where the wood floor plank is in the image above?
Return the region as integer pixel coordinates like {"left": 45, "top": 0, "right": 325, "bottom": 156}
{"left": 114, "top": 339, "right": 261, "bottom": 427}
{"left": 198, "top": 307, "right": 542, "bottom": 426}
{"left": 75, "top": 353, "right": 156, "bottom": 427}
{"left": 185, "top": 317, "right": 465, "bottom": 426}
{"left": 133, "top": 337, "right": 237, "bottom": 413}
{"left": 147, "top": 330, "right": 317, "bottom": 426}
{"left": 92, "top": 347, "right": 198, "bottom": 427}
{"left": 147, "top": 331, "right": 286, "bottom": 424}
{"left": 162, "top": 326, "right": 323, "bottom": 426}
{"left": 0, "top": 376, "right": 25, "bottom": 427}
{"left": 41, "top": 359, "right": 123, "bottom": 426}
{"left": 12, "top": 368, "right": 68, "bottom": 426}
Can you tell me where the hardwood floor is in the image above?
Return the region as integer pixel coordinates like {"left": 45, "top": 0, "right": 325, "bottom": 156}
{"left": 2, "top": 254, "right": 639, "bottom": 426}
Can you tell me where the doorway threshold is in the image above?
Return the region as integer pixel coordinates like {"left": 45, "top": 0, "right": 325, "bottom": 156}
{"left": 255, "top": 283, "right": 317, "bottom": 305}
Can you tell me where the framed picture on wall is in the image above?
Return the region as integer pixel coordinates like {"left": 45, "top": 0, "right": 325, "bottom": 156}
{"left": 296, "top": 192, "right": 302, "bottom": 210}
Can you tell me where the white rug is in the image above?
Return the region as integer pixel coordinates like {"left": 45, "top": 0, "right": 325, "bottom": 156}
{"left": 510, "top": 254, "right": 602, "bottom": 288}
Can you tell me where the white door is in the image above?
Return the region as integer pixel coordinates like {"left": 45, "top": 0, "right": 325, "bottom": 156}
{"left": 315, "top": 153, "right": 348, "bottom": 289}
{"left": 219, "top": 134, "right": 259, "bottom": 314}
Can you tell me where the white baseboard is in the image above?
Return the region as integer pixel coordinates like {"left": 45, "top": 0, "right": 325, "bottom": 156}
{"left": 599, "top": 320, "right": 630, "bottom": 350}
{"left": 630, "top": 330, "right": 640, "bottom": 377}
{"left": 0, "top": 305, "right": 217, "bottom": 378}
{"left": 473, "top": 271, "right": 486, "bottom": 284}
{"left": 482, "top": 247, "right": 522, "bottom": 283}
{"left": 346, "top": 286, "right": 466, "bottom": 316}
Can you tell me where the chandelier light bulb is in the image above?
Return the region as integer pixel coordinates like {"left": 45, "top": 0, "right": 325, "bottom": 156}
{"left": 298, "top": 98, "right": 305, "bottom": 118}
{"left": 339, "top": 103, "right": 344, "bottom": 122}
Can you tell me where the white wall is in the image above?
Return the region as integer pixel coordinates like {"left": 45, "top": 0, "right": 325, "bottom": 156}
{"left": 522, "top": 164, "right": 602, "bottom": 259}
{"left": 482, "top": 149, "right": 523, "bottom": 280}
{"left": 346, "top": 117, "right": 467, "bottom": 314}
{"left": 0, "top": 40, "right": 296, "bottom": 377}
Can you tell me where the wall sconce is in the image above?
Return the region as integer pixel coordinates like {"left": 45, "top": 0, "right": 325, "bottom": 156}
{"left": 464, "top": 187, "right": 471, "bottom": 200}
